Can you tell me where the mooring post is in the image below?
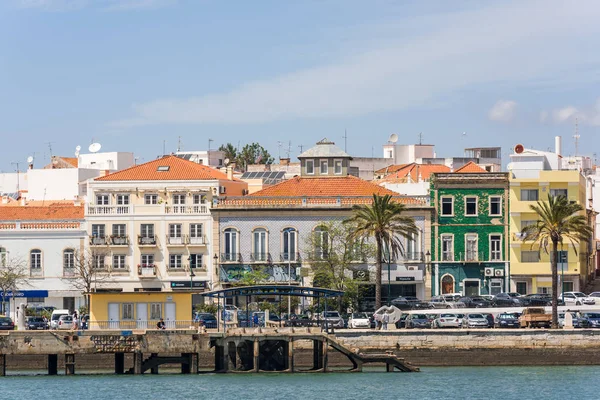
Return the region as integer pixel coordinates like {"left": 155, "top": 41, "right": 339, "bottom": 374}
{"left": 115, "top": 352, "right": 125, "bottom": 375}
{"left": 322, "top": 338, "right": 328, "bottom": 373}
{"left": 48, "top": 354, "right": 58, "bottom": 376}
{"left": 133, "top": 351, "right": 143, "bottom": 375}
{"left": 190, "top": 353, "right": 199, "bottom": 374}
{"left": 313, "top": 339, "right": 323, "bottom": 370}
{"left": 253, "top": 339, "right": 260, "bottom": 372}
{"left": 65, "top": 353, "right": 75, "bottom": 375}
{"left": 150, "top": 353, "right": 159, "bottom": 374}
{"left": 288, "top": 339, "right": 294, "bottom": 373}
{"left": 0, "top": 354, "right": 6, "bottom": 376}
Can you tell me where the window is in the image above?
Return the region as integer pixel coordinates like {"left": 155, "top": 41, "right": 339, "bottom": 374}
{"left": 96, "top": 194, "right": 109, "bottom": 205}
{"left": 122, "top": 304, "right": 134, "bottom": 320}
{"left": 144, "top": 194, "right": 158, "bottom": 204}
{"left": 490, "top": 280, "right": 503, "bottom": 296}
{"left": 30, "top": 249, "right": 42, "bottom": 269}
{"left": 92, "top": 224, "right": 105, "bottom": 238}
{"left": 521, "top": 251, "right": 540, "bottom": 262}
{"left": 140, "top": 224, "right": 154, "bottom": 238}
{"left": 441, "top": 197, "right": 453, "bottom": 216}
{"left": 223, "top": 228, "right": 238, "bottom": 260}
{"left": 320, "top": 160, "right": 328, "bottom": 174}
{"left": 562, "top": 281, "right": 574, "bottom": 292}
{"left": 465, "top": 234, "right": 478, "bottom": 261}
{"left": 537, "top": 287, "right": 550, "bottom": 294}
{"left": 550, "top": 189, "right": 568, "bottom": 198}
{"left": 190, "top": 224, "right": 203, "bottom": 243}
{"left": 516, "top": 282, "right": 527, "bottom": 295}
{"left": 92, "top": 254, "right": 105, "bottom": 269}
{"left": 189, "top": 254, "right": 203, "bottom": 269}
{"left": 112, "top": 224, "right": 126, "bottom": 237}
{"left": 116, "top": 194, "right": 129, "bottom": 205}
{"left": 192, "top": 194, "right": 206, "bottom": 204}
{"left": 306, "top": 159, "right": 314, "bottom": 175}
{"left": 169, "top": 254, "right": 182, "bottom": 268}
{"left": 521, "top": 189, "right": 539, "bottom": 201}
{"left": 465, "top": 197, "right": 477, "bottom": 216}
{"left": 282, "top": 228, "right": 297, "bottom": 261}
{"left": 406, "top": 232, "right": 420, "bottom": 260}
{"left": 521, "top": 220, "right": 536, "bottom": 230}
{"left": 63, "top": 249, "right": 75, "bottom": 269}
{"left": 490, "top": 234, "right": 502, "bottom": 261}
{"left": 334, "top": 159, "right": 343, "bottom": 175}
{"left": 441, "top": 235, "right": 453, "bottom": 261}
{"left": 552, "top": 251, "right": 568, "bottom": 264}
{"left": 0, "top": 248, "right": 6, "bottom": 267}
{"left": 489, "top": 196, "right": 502, "bottom": 216}
{"left": 157, "top": 166, "right": 170, "bottom": 172}
{"left": 113, "top": 255, "right": 126, "bottom": 269}
{"left": 314, "top": 226, "right": 329, "bottom": 259}
{"left": 141, "top": 254, "right": 154, "bottom": 267}
{"left": 169, "top": 224, "right": 182, "bottom": 238}
{"left": 253, "top": 228, "right": 268, "bottom": 261}
{"left": 172, "top": 194, "right": 186, "bottom": 205}
{"left": 150, "top": 303, "right": 162, "bottom": 319}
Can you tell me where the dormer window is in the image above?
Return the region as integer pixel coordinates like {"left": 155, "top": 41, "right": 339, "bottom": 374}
{"left": 157, "top": 166, "right": 170, "bottom": 172}
{"left": 306, "top": 159, "right": 315, "bottom": 175}
{"left": 320, "top": 160, "right": 328, "bottom": 174}
{"left": 334, "top": 159, "right": 343, "bottom": 175}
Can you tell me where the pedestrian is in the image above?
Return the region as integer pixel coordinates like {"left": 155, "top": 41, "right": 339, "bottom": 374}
{"left": 156, "top": 318, "right": 166, "bottom": 330}
{"left": 382, "top": 312, "right": 389, "bottom": 330}
{"left": 373, "top": 313, "right": 380, "bottom": 330}
{"left": 72, "top": 312, "right": 79, "bottom": 330}
{"left": 253, "top": 313, "right": 259, "bottom": 327}
{"left": 486, "top": 313, "right": 494, "bottom": 328}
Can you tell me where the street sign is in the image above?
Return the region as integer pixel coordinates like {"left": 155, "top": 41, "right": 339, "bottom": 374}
{"left": 170, "top": 281, "right": 206, "bottom": 289}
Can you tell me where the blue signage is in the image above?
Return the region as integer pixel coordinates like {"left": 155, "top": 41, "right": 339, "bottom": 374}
{"left": 1, "top": 290, "right": 49, "bottom": 298}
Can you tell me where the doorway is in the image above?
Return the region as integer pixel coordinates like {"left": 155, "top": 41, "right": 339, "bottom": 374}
{"left": 464, "top": 280, "right": 480, "bottom": 297}
{"left": 441, "top": 275, "right": 455, "bottom": 294}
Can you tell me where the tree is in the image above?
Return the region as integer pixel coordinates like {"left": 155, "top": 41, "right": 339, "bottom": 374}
{"left": 218, "top": 143, "right": 238, "bottom": 163}
{"left": 236, "top": 143, "right": 274, "bottom": 172}
{"left": 62, "top": 249, "right": 110, "bottom": 312}
{"left": 0, "top": 255, "right": 28, "bottom": 315}
{"left": 345, "top": 194, "right": 418, "bottom": 309}
{"left": 522, "top": 194, "right": 593, "bottom": 329}
{"left": 233, "top": 266, "right": 270, "bottom": 287}
{"left": 305, "top": 220, "right": 373, "bottom": 312}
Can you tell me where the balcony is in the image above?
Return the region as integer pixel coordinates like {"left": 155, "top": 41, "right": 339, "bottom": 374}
{"left": 280, "top": 252, "right": 301, "bottom": 262}
{"left": 166, "top": 264, "right": 187, "bottom": 274}
{"left": 165, "top": 235, "right": 186, "bottom": 246}
{"left": 188, "top": 235, "right": 207, "bottom": 246}
{"left": 403, "top": 252, "right": 424, "bottom": 262}
{"left": 87, "top": 205, "right": 131, "bottom": 215}
{"left": 165, "top": 205, "right": 209, "bottom": 214}
{"left": 90, "top": 236, "right": 107, "bottom": 246}
{"left": 250, "top": 252, "right": 271, "bottom": 263}
{"left": 138, "top": 235, "right": 157, "bottom": 246}
{"left": 221, "top": 253, "right": 241, "bottom": 263}
{"left": 307, "top": 251, "right": 329, "bottom": 261}
{"left": 137, "top": 264, "right": 157, "bottom": 278}
{"left": 109, "top": 235, "right": 129, "bottom": 246}
{"left": 87, "top": 203, "right": 209, "bottom": 216}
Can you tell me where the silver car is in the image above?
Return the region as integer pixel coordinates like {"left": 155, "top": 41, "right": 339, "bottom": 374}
{"left": 462, "top": 313, "right": 488, "bottom": 328}
{"left": 319, "top": 311, "right": 344, "bottom": 329}
{"left": 429, "top": 295, "right": 465, "bottom": 309}
{"left": 433, "top": 313, "right": 462, "bottom": 328}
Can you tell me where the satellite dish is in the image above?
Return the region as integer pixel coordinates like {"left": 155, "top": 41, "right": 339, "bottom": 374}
{"left": 514, "top": 144, "right": 524, "bottom": 154}
{"left": 27, "top": 156, "right": 34, "bottom": 163}
{"left": 462, "top": 132, "right": 467, "bottom": 136}
{"left": 389, "top": 133, "right": 398, "bottom": 143}
{"left": 75, "top": 145, "right": 81, "bottom": 152}
{"left": 89, "top": 143, "right": 102, "bottom": 153}
{"left": 224, "top": 158, "right": 230, "bottom": 166}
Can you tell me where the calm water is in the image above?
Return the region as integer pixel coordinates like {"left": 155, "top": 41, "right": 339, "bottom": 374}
{"left": 2, "top": 366, "right": 598, "bottom": 400}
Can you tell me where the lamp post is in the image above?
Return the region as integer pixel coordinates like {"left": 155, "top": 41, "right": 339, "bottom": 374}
{"left": 383, "top": 243, "right": 391, "bottom": 306}
{"left": 213, "top": 253, "right": 219, "bottom": 288}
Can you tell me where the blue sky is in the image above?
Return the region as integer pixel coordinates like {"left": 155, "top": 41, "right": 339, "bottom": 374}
{"left": 1, "top": 0, "right": 600, "bottom": 171}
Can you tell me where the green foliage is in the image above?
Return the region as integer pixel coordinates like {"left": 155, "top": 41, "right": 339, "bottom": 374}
{"left": 218, "top": 143, "right": 237, "bottom": 163}
{"left": 236, "top": 143, "right": 274, "bottom": 171}
{"left": 232, "top": 266, "right": 270, "bottom": 286}
{"left": 194, "top": 303, "right": 218, "bottom": 315}
{"left": 78, "top": 306, "right": 88, "bottom": 315}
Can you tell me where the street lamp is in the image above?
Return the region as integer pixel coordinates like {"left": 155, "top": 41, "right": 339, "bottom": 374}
{"left": 383, "top": 242, "right": 391, "bottom": 306}
{"left": 188, "top": 255, "right": 195, "bottom": 290}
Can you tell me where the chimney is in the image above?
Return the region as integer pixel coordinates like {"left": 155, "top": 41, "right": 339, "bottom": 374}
{"left": 226, "top": 166, "right": 233, "bottom": 180}
{"left": 74, "top": 196, "right": 81, "bottom": 207}
{"left": 280, "top": 158, "right": 290, "bottom": 166}
{"left": 1, "top": 196, "right": 8, "bottom": 204}
{"left": 20, "top": 198, "right": 26, "bottom": 206}
{"left": 555, "top": 136, "right": 562, "bottom": 156}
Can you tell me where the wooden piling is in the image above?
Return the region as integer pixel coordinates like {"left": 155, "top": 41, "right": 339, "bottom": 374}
{"left": 0, "top": 354, "right": 5, "bottom": 376}
{"left": 65, "top": 354, "right": 75, "bottom": 375}
{"left": 133, "top": 351, "right": 143, "bottom": 375}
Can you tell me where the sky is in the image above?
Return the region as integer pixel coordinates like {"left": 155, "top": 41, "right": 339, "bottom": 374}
{"left": 1, "top": 0, "right": 600, "bottom": 172}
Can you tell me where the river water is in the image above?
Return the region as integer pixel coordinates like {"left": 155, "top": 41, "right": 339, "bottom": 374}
{"left": 2, "top": 366, "right": 597, "bottom": 400}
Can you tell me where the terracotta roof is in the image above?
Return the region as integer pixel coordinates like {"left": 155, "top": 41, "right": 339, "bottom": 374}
{"left": 1, "top": 200, "right": 75, "bottom": 207}
{"left": 43, "top": 156, "right": 78, "bottom": 169}
{"left": 454, "top": 161, "right": 487, "bottom": 173}
{"left": 0, "top": 204, "right": 84, "bottom": 221}
{"left": 378, "top": 163, "right": 450, "bottom": 183}
{"left": 95, "top": 155, "right": 231, "bottom": 181}
{"left": 250, "top": 175, "right": 399, "bottom": 197}
{"left": 375, "top": 164, "right": 408, "bottom": 175}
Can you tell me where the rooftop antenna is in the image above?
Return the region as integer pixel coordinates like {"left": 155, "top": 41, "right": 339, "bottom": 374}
{"left": 74, "top": 145, "right": 81, "bottom": 158}
{"left": 343, "top": 129, "right": 348, "bottom": 152}
{"left": 418, "top": 132, "right": 423, "bottom": 145}
{"left": 389, "top": 133, "right": 398, "bottom": 143}
{"left": 88, "top": 142, "right": 102, "bottom": 153}
{"left": 45, "top": 142, "right": 54, "bottom": 157}
{"left": 11, "top": 162, "right": 20, "bottom": 193}
{"left": 163, "top": 140, "right": 166, "bottom": 156}
{"left": 27, "top": 156, "right": 34, "bottom": 169}
{"left": 277, "top": 141, "right": 283, "bottom": 159}
{"left": 208, "top": 138, "right": 213, "bottom": 151}
{"left": 298, "top": 144, "right": 304, "bottom": 153}
{"left": 286, "top": 141, "right": 292, "bottom": 158}
{"left": 574, "top": 118, "right": 580, "bottom": 156}
{"left": 177, "top": 136, "right": 182, "bottom": 152}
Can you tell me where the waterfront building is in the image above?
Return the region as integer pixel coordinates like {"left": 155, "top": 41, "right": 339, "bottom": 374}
{"left": 507, "top": 139, "right": 595, "bottom": 294}
{"left": 430, "top": 168, "right": 510, "bottom": 296}
{"left": 211, "top": 139, "right": 432, "bottom": 308}
{"left": 85, "top": 155, "right": 247, "bottom": 295}
{"left": 0, "top": 201, "right": 86, "bottom": 314}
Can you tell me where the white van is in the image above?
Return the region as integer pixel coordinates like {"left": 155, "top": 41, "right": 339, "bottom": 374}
{"left": 50, "top": 309, "right": 70, "bottom": 329}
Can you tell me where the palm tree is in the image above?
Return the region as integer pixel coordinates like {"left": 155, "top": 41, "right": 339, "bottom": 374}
{"left": 522, "top": 194, "right": 593, "bottom": 329}
{"left": 345, "top": 194, "right": 418, "bottom": 309}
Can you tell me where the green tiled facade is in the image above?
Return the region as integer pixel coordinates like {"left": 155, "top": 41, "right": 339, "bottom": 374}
{"left": 430, "top": 173, "right": 510, "bottom": 297}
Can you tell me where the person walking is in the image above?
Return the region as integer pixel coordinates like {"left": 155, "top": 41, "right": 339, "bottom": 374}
{"left": 72, "top": 312, "right": 79, "bottom": 330}
{"left": 382, "top": 312, "right": 389, "bottom": 330}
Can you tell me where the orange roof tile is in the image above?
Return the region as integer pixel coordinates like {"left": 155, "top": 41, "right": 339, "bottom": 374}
{"left": 0, "top": 204, "right": 84, "bottom": 221}
{"left": 454, "top": 161, "right": 487, "bottom": 173}
{"left": 250, "top": 175, "right": 399, "bottom": 197}
{"left": 61, "top": 157, "right": 79, "bottom": 168}
{"left": 378, "top": 163, "right": 450, "bottom": 183}
{"left": 96, "top": 155, "right": 231, "bottom": 181}
{"left": 375, "top": 164, "right": 408, "bottom": 175}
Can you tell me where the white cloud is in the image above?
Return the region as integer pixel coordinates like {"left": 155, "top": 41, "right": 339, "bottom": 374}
{"left": 16, "top": 0, "right": 86, "bottom": 11}
{"left": 540, "top": 110, "right": 549, "bottom": 123}
{"left": 488, "top": 100, "right": 517, "bottom": 122}
{"left": 553, "top": 106, "right": 579, "bottom": 123}
{"left": 15, "top": 0, "right": 175, "bottom": 11}
{"left": 549, "top": 99, "right": 600, "bottom": 126}
{"left": 109, "top": 0, "right": 600, "bottom": 127}
{"left": 103, "top": 0, "right": 176, "bottom": 11}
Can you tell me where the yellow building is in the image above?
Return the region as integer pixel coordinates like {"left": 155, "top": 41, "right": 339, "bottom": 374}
{"left": 89, "top": 291, "right": 192, "bottom": 329}
{"left": 509, "top": 146, "right": 594, "bottom": 294}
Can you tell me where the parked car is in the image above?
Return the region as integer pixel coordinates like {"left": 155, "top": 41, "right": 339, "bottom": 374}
{"left": 348, "top": 312, "right": 371, "bottom": 329}
{"left": 405, "top": 313, "right": 431, "bottom": 329}
{"left": 319, "top": 311, "right": 345, "bottom": 329}
{"left": 495, "top": 313, "right": 520, "bottom": 328}
{"left": 26, "top": 316, "right": 48, "bottom": 330}
{"left": 580, "top": 313, "right": 600, "bottom": 328}
{"left": 560, "top": 292, "right": 595, "bottom": 306}
{"left": 195, "top": 312, "right": 218, "bottom": 328}
{"left": 493, "top": 293, "right": 522, "bottom": 307}
{"left": 57, "top": 315, "right": 73, "bottom": 330}
{"left": 429, "top": 295, "right": 465, "bottom": 309}
{"left": 461, "top": 313, "right": 489, "bottom": 328}
{"left": 457, "top": 296, "right": 493, "bottom": 308}
{"left": 0, "top": 316, "right": 14, "bottom": 330}
{"left": 395, "top": 314, "right": 408, "bottom": 329}
{"left": 390, "top": 297, "right": 413, "bottom": 310}
{"left": 50, "top": 309, "right": 71, "bottom": 329}
{"left": 411, "top": 301, "right": 435, "bottom": 310}
{"left": 587, "top": 292, "right": 600, "bottom": 304}
{"left": 558, "top": 312, "right": 585, "bottom": 328}
{"left": 432, "top": 313, "right": 462, "bottom": 328}
{"left": 521, "top": 294, "right": 553, "bottom": 307}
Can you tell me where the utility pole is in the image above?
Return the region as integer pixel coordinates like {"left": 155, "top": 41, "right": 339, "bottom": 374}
{"left": 298, "top": 144, "right": 304, "bottom": 153}
{"left": 343, "top": 129, "right": 348, "bottom": 152}
{"left": 208, "top": 138, "right": 213, "bottom": 152}
{"left": 11, "top": 162, "right": 20, "bottom": 193}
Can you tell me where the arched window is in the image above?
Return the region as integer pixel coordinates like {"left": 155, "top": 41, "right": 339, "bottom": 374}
{"left": 282, "top": 228, "right": 298, "bottom": 261}
{"left": 313, "top": 226, "right": 329, "bottom": 259}
{"left": 441, "top": 274, "right": 455, "bottom": 294}
{"left": 223, "top": 228, "right": 239, "bottom": 261}
{"left": 30, "top": 249, "right": 42, "bottom": 270}
{"left": 0, "top": 247, "right": 6, "bottom": 267}
{"left": 63, "top": 249, "right": 75, "bottom": 270}
{"left": 252, "top": 228, "right": 268, "bottom": 261}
